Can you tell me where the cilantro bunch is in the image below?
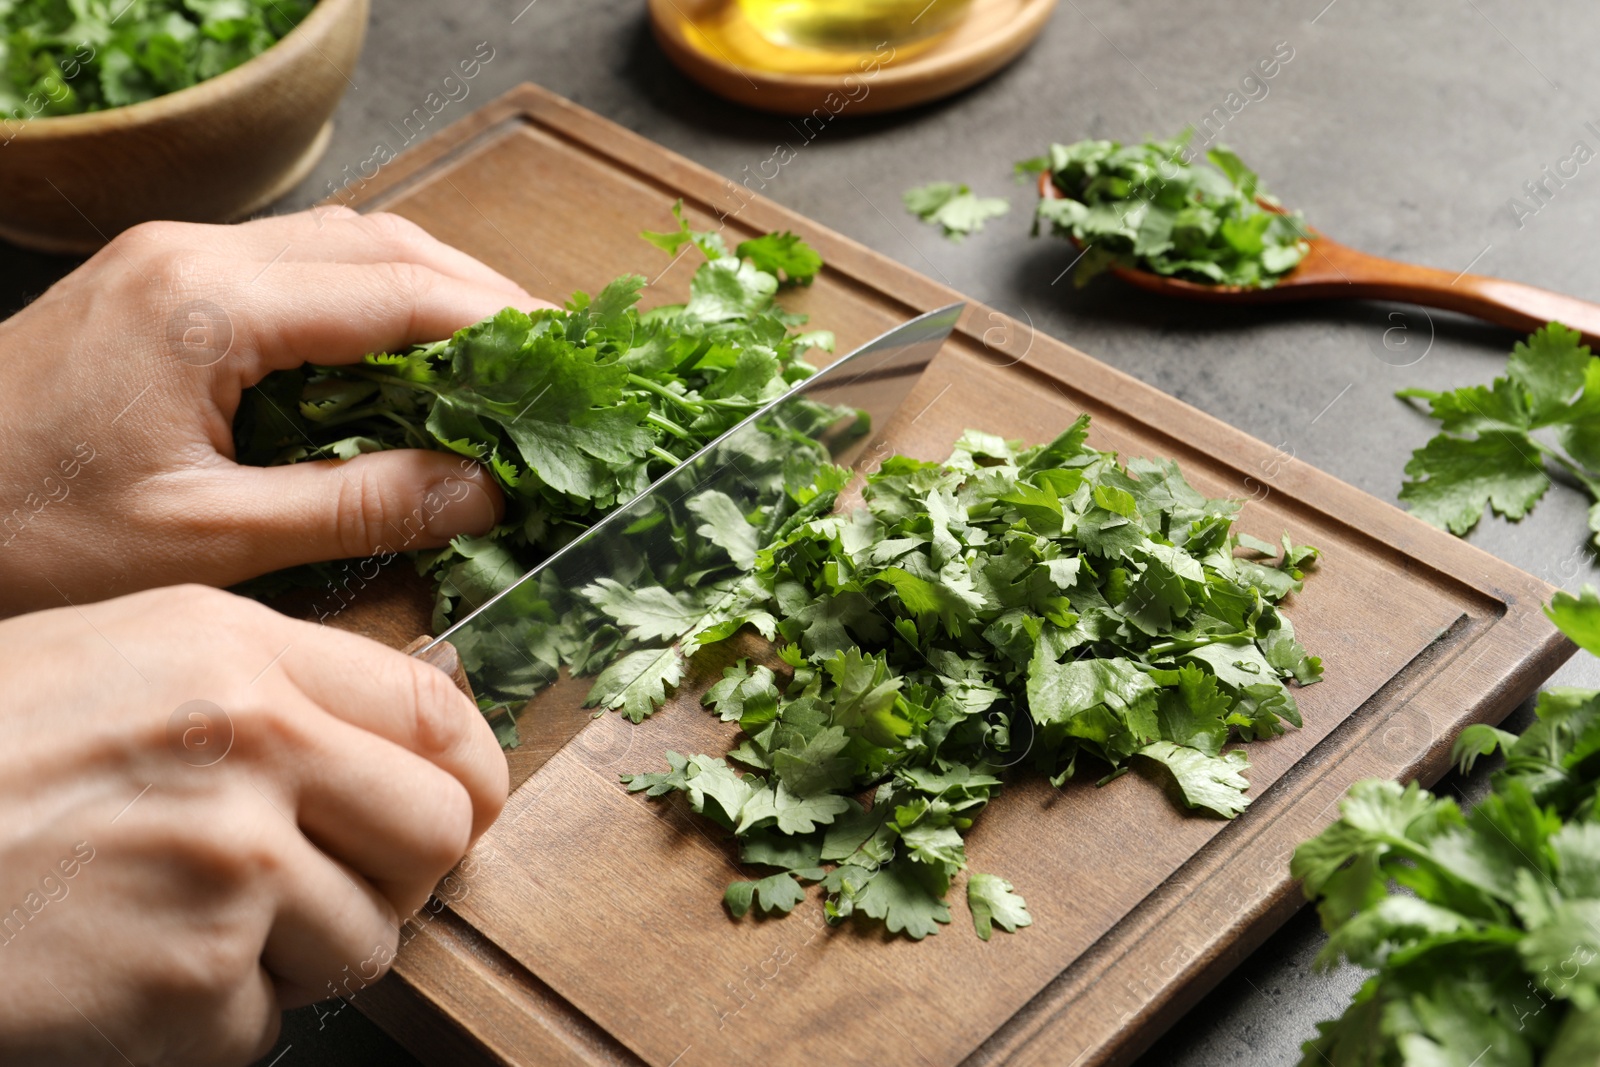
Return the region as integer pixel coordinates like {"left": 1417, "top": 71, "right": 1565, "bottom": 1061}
{"left": 1296, "top": 588, "right": 1600, "bottom": 1066}
{"left": 0, "top": 0, "right": 312, "bottom": 117}
{"left": 620, "top": 419, "right": 1322, "bottom": 939}
{"left": 1399, "top": 323, "right": 1600, "bottom": 547}
{"left": 234, "top": 208, "right": 831, "bottom": 631}
{"left": 1020, "top": 132, "right": 1310, "bottom": 288}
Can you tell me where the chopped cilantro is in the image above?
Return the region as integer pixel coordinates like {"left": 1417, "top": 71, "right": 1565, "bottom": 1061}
{"left": 621, "top": 421, "right": 1322, "bottom": 940}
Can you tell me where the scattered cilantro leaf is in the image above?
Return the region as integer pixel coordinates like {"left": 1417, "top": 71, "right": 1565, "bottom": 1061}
{"left": 903, "top": 182, "right": 1011, "bottom": 241}
{"left": 967, "top": 872, "right": 1032, "bottom": 940}
{"left": 1137, "top": 741, "right": 1253, "bottom": 817}
{"left": 1549, "top": 586, "right": 1600, "bottom": 656}
{"left": 1398, "top": 323, "right": 1600, "bottom": 544}
{"left": 586, "top": 647, "right": 685, "bottom": 724}
{"left": 848, "top": 859, "right": 952, "bottom": 940}
{"left": 725, "top": 872, "right": 811, "bottom": 917}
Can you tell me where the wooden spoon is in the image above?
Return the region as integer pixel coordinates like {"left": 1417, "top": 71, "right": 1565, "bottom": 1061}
{"left": 1037, "top": 171, "right": 1600, "bottom": 345}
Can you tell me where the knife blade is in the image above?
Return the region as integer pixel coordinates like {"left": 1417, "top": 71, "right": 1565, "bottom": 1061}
{"left": 418, "top": 302, "right": 964, "bottom": 737}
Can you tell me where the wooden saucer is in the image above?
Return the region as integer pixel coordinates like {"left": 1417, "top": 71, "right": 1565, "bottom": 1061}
{"left": 649, "top": 0, "right": 1059, "bottom": 116}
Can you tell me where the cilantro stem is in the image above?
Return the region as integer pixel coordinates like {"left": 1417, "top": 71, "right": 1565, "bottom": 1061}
{"left": 375, "top": 409, "right": 430, "bottom": 449}
{"left": 627, "top": 374, "right": 704, "bottom": 412}
{"left": 308, "top": 405, "right": 428, "bottom": 449}
{"left": 627, "top": 374, "right": 754, "bottom": 412}
{"left": 337, "top": 366, "right": 447, "bottom": 398}
{"left": 1146, "top": 632, "right": 1252, "bottom": 655}
{"left": 645, "top": 411, "right": 693, "bottom": 440}
{"left": 310, "top": 404, "right": 391, "bottom": 427}
{"left": 1528, "top": 438, "right": 1600, "bottom": 498}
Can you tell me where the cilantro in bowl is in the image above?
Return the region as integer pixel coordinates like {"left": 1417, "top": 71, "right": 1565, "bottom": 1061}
{"left": 0, "top": 0, "right": 314, "bottom": 118}
{"left": 1022, "top": 132, "right": 1311, "bottom": 289}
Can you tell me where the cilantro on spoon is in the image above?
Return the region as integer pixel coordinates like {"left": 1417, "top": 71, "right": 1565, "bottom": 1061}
{"left": 1021, "top": 131, "right": 1311, "bottom": 289}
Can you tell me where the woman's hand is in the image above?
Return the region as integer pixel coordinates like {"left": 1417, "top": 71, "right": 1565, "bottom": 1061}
{"left": 0, "top": 208, "right": 550, "bottom": 616}
{"left": 0, "top": 584, "right": 508, "bottom": 1065}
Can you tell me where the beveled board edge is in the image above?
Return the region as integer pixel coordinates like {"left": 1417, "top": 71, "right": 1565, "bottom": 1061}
{"left": 336, "top": 84, "right": 1574, "bottom": 1066}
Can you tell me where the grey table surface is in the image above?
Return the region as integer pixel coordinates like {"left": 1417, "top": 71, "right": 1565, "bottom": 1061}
{"left": 7, "top": 0, "right": 1600, "bottom": 1064}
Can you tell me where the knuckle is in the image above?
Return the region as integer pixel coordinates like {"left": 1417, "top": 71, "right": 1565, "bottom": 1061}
{"left": 112, "top": 219, "right": 190, "bottom": 256}
{"left": 375, "top": 258, "right": 438, "bottom": 308}
{"left": 313, "top": 204, "right": 360, "bottom": 225}
{"left": 164, "top": 810, "right": 286, "bottom": 893}
{"left": 333, "top": 461, "right": 393, "bottom": 558}
{"left": 151, "top": 584, "right": 259, "bottom": 633}
{"left": 407, "top": 662, "right": 474, "bottom": 762}
{"left": 104, "top": 223, "right": 237, "bottom": 309}
{"left": 363, "top": 210, "right": 430, "bottom": 250}
{"left": 416, "top": 779, "right": 475, "bottom": 873}
{"left": 228, "top": 693, "right": 307, "bottom": 765}
{"left": 164, "top": 933, "right": 261, "bottom": 1001}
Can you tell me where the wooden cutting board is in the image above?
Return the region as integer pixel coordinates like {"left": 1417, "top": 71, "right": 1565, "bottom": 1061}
{"left": 315, "top": 84, "right": 1571, "bottom": 1067}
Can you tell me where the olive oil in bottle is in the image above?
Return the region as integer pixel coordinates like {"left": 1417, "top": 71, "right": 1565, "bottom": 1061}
{"left": 738, "top": 0, "right": 974, "bottom": 51}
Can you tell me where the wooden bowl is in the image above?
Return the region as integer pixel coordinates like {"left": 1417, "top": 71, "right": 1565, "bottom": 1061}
{"left": 0, "top": 0, "right": 369, "bottom": 254}
{"left": 649, "top": 0, "right": 1058, "bottom": 117}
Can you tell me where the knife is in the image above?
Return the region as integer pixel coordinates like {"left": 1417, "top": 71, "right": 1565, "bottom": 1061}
{"left": 413, "top": 302, "right": 965, "bottom": 744}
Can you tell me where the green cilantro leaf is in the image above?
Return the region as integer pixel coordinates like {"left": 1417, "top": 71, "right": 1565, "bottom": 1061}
{"left": 725, "top": 872, "right": 811, "bottom": 917}
{"left": 1137, "top": 741, "right": 1252, "bottom": 817}
{"left": 903, "top": 182, "right": 1011, "bottom": 241}
{"left": 586, "top": 648, "right": 685, "bottom": 723}
{"left": 1547, "top": 586, "right": 1600, "bottom": 658}
{"left": 704, "top": 660, "right": 780, "bottom": 724}
{"left": 850, "top": 859, "right": 952, "bottom": 940}
{"left": 736, "top": 232, "right": 823, "bottom": 286}
{"left": 1398, "top": 432, "right": 1550, "bottom": 535}
{"left": 1295, "top": 590, "right": 1600, "bottom": 1063}
{"left": 966, "top": 872, "right": 1033, "bottom": 940}
{"left": 736, "top": 781, "right": 852, "bottom": 835}
{"left": 584, "top": 580, "right": 707, "bottom": 643}
{"left": 1398, "top": 324, "right": 1600, "bottom": 545}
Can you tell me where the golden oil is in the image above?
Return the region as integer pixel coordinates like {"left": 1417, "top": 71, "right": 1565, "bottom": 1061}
{"left": 738, "top": 0, "right": 974, "bottom": 51}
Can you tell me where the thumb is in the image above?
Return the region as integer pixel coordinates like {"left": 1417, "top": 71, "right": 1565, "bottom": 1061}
{"left": 229, "top": 450, "right": 504, "bottom": 572}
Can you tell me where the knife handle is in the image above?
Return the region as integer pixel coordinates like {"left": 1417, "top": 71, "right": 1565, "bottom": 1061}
{"left": 403, "top": 636, "right": 477, "bottom": 702}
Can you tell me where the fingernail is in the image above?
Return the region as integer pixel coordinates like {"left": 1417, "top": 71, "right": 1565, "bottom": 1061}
{"left": 422, "top": 471, "right": 500, "bottom": 541}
